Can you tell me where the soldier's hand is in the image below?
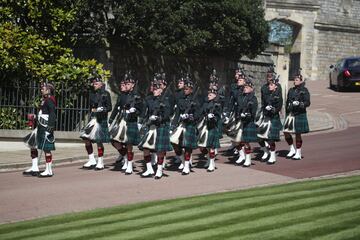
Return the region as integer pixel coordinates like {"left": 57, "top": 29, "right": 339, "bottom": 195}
{"left": 292, "top": 101, "right": 299, "bottom": 106}
{"left": 207, "top": 113, "right": 215, "bottom": 119}
{"left": 265, "top": 105, "right": 273, "bottom": 111}
{"left": 96, "top": 106, "right": 104, "bottom": 112}
{"left": 149, "top": 115, "right": 158, "bottom": 121}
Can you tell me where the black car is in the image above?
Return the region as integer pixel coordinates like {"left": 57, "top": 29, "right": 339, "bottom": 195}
{"left": 329, "top": 56, "right": 360, "bottom": 91}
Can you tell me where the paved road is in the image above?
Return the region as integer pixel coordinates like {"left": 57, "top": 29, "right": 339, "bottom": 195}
{"left": 1, "top": 126, "right": 360, "bottom": 224}
{"left": 0, "top": 79, "right": 359, "bottom": 224}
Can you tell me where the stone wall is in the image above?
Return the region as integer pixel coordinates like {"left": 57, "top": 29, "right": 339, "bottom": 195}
{"left": 266, "top": 0, "right": 360, "bottom": 81}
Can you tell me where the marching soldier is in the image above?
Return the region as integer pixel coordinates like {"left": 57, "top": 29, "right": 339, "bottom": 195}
{"left": 81, "top": 77, "right": 112, "bottom": 170}
{"left": 224, "top": 68, "right": 246, "bottom": 157}
{"left": 283, "top": 71, "right": 311, "bottom": 160}
{"left": 139, "top": 81, "right": 172, "bottom": 179}
{"left": 108, "top": 76, "right": 129, "bottom": 167}
{"left": 234, "top": 78, "right": 258, "bottom": 167}
{"left": 23, "top": 82, "right": 56, "bottom": 177}
{"left": 116, "top": 73, "right": 143, "bottom": 175}
{"left": 198, "top": 87, "right": 222, "bottom": 172}
{"left": 258, "top": 67, "right": 283, "bottom": 161}
{"left": 257, "top": 75, "right": 283, "bottom": 164}
{"left": 170, "top": 77, "right": 200, "bottom": 175}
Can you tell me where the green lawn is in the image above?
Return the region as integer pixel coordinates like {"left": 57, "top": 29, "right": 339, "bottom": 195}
{"left": 1, "top": 175, "right": 360, "bottom": 240}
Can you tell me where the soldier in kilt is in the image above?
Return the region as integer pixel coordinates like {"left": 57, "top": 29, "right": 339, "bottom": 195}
{"left": 119, "top": 74, "right": 143, "bottom": 175}
{"left": 81, "top": 77, "right": 112, "bottom": 170}
{"left": 139, "top": 82, "right": 172, "bottom": 179}
{"left": 235, "top": 78, "right": 258, "bottom": 167}
{"left": 23, "top": 82, "right": 56, "bottom": 177}
{"left": 224, "top": 68, "right": 246, "bottom": 157}
{"left": 108, "top": 76, "right": 129, "bottom": 168}
{"left": 257, "top": 75, "right": 283, "bottom": 164}
{"left": 171, "top": 78, "right": 200, "bottom": 175}
{"left": 283, "top": 72, "right": 311, "bottom": 160}
{"left": 258, "top": 67, "right": 283, "bottom": 161}
{"left": 198, "top": 87, "right": 222, "bottom": 172}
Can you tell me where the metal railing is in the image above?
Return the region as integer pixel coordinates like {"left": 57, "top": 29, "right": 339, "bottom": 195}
{"left": 0, "top": 82, "right": 90, "bottom": 131}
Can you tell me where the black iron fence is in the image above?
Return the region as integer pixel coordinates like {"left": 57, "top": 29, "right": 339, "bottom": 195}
{"left": 0, "top": 82, "right": 90, "bottom": 131}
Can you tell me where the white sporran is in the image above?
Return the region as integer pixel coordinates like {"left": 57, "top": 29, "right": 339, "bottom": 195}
{"left": 283, "top": 114, "right": 295, "bottom": 133}
{"left": 197, "top": 125, "right": 209, "bottom": 147}
{"left": 112, "top": 118, "right": 128, "bottom": 143}
{"left": 257, "top": 118, "right": 271, "bottom": 139}
{"left": 141, "top": 125, "right": 157, "bottom": 150}
{"left": 170, "top": 123, "right": 186, "bottom": 145}
{"left": 80, "top": 118, "right": 100, "bottom": 140}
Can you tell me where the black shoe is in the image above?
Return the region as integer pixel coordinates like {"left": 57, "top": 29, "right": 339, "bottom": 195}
{"left": 242, "top": 164, "right": 251, "bottom": 168}
{"left": 154, "top": 175, "right": 162, "bottom": 180}
{"left": 266, "top": 161, "right": 276, "bottom": 165}
{"left": 94, "top": 167, "right": 104, "bottom": 171}
{"left": 23, "top": 170, "right": 40, "bottom": 176}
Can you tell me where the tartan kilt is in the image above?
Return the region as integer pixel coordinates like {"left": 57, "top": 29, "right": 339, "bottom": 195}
{"left": 155, "top": 124, "right": 173, "bottom": 152}
{"left": 242, "top": 121, "right": 258, "bottom": 143}
{"left": 36, "top": 125, "right": 55, "bottom": 151}
{"left": 184, "top": 124, "right": 198, "bottom": 149}
{"left": 217, "top": 121, "right": 223, "bottom": 139}
{"left": 93, "top": 119, "right": 111, "bottom": 143}
{"left": 294, "top": 113, "right": 309, "bottom": 134}
{"left": 267, "top": 116, "right": 283, "bottom": 141}
{"left": 206, "top": 127, "right": 221, "bottom": 149}
{"left": 126, "top": 122, "right": 140, "bottom": 145}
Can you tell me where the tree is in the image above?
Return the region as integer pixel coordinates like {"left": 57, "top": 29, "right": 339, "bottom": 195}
{"left": 0, "top": 0, "right": 110, "bottom": 92}
{"left": 72, "top": 0, "right": 269, "bottom": 59}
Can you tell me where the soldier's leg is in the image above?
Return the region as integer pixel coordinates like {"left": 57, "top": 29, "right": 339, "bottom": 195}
{"left": 39, "top": 151, "right": 53, "bottom": 177}
{"left": 267, "top": 141, "right": 276, "bottom": 164}
{"left": 284, "top": 132, "right": 296, "bottom": 158}
{"left": 207, "top": 148, "right": 216, "bottom": 172}
{"left": 259, "top": 139, "right": 269, "bottom": 161}
{"left": 182, "top": 148, "right": 192, "bottom": 175}
{"left": 95, "top": 143, "right": 105, "bottom": 170}
{"left": 83, "top": 140, "right": 96, "bottom": 169}
{"left": 243, "top": 143, "right": 252, "bottom": 167}
{"left": 142, "top": 149, "right": 154, "bottom": 177}
{"left": 235, "top": 142, "right": 245, "bottom": 165}
{"left": 112, "top": 140, "right": 126, "bottom": 163}
{"left": 292, "top": 134, "right": 302, "bottom": 160}
{"left": 172, "top": 144, "right": 184, "bottom": 168}
{"left": 23, "top": 148, "right": 39, "bottom": 176}
{"left": 125, "top": 144, "right": 134, "bottom": 175}
{"left": 155, "top": 151, "right": 166, "bottom": 179}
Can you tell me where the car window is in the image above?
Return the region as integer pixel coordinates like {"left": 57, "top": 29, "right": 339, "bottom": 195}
{"left": 346, "top": 59, "right": 360, "bottom": 68}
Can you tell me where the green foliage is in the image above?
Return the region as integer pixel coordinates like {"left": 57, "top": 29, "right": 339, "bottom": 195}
{"left": 0, "top": 0, "right": 110, "bottom": 92}
{"left": 73, "top": 0, "right": 269, "bottom": 59}
{"left": 0, "top": 107, "right": 27, "bottom": 129}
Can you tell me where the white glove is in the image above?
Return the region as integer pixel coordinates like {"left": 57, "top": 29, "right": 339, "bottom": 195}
{"left": 96, "top": 107, "right": 104, "bottom": 112}
{"left": 207, "top": 113, "right": 215, "bottom": 119}
{"left": 240, "top": 113, "right": 246, "bottom": 118}
{"left": 292, "top": 101, "right": 299, "bottom": 106}
{"left": 180, "top": 113, "right": 189, "bottom": 119}
{"left": 117, "top": 106, "right": 121, "bottom": 110}
{"left": 137, "top": 123, "right": 142, "bottom": 130}
{"left": 129, "top": 107, "right": 136, "bottom": 113}
{"left": 224, "top": 116, "right": 230, "bottom": 124}
{"left": 265, "top": 105, "right": 273, "bottom": 111}
{"left": 45, "top": 131, "right": 51, "bottom": 137}
{"left": 149, "top": 115, "right": 158, "bottom": 121}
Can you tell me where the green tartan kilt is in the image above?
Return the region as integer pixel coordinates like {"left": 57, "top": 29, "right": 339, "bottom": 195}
{"left": 155, "top": 124, "right": 173, "bottom": 152}
{"left": 37, "top": 125, "right": 55, "bottom": 151}
{"left": 93, "top": 119, "right": 111, "bottom": 143}
{"left": 242, "top": 121, "right": 258, "bottom": 143}
{"left": 267, "top": 116, "right": 283, "bottom": 141}
{"left": 217, "top": 121, "right": 223, "bottom": 139}
{"left": 283, "top": 113, "right": 309, "bottom": 134}
{"left": 126, "top": 122, "right": 140, "bottom": 145}
{"left": 184, "top": 124, "right": 198, "bottom": 149}
{"left": 206, "top": 127, "right": 221, "bottom": 149}
{"left": 294, "top": 113, "right": 309, "bottom": 134}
